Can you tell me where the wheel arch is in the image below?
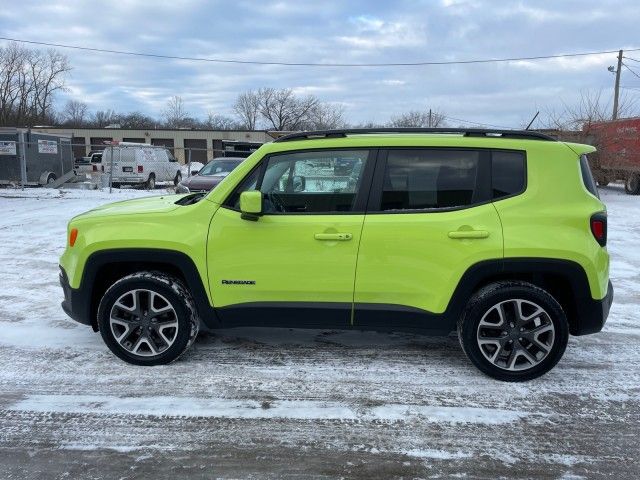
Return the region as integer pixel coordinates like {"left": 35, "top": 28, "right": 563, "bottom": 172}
{"left": 77, "top": 249, "right": 217, "bottom": 331}
{"left": 447, "top": 258, "right": 603, "bottom": 336}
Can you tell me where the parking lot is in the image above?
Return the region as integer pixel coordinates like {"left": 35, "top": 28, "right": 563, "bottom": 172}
{"left": 0, "top": 186, "right": 638, "bottom": 479}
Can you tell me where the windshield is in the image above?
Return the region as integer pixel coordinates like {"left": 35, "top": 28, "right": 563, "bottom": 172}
{"left": 199, "top": 160, "right": 240, "bottom": 176}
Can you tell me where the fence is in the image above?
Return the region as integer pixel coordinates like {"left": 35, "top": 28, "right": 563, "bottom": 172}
{"left": 0, "top": 138, "right": 260, "bottom": 191}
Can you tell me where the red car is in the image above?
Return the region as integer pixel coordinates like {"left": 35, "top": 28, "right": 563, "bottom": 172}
{"left": 175, "top": 157, "right": 244, "bottom": 193}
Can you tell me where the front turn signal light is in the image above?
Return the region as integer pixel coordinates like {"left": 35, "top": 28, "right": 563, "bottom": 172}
{"left": 69, "top": 228, "right": 78, "bottom": 247}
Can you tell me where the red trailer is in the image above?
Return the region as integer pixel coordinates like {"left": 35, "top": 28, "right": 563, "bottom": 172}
{"left": 587, "top": 117, "right": 640, "bottom": 194}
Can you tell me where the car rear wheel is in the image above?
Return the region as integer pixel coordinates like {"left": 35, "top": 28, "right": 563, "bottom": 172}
{"left": 625, "top": 174, "right": 640, "bottom": 195}
{"left": 146, "top": 173, "right": 156, "bottom": 190}
{"left": 595, "top": 174, "right": 611, "bottom": 187}
{"left": 97, "top": 272, "right": 199, "bottom": 365}
{"left": 458, "top": 281, "right": 568, "bottom": 381}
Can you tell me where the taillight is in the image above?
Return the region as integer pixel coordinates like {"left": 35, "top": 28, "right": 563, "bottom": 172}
{"left": 69, "top": 228, "right": 78, "bottom": 247}
{"left": 590, "top": 213, "right": 607, "bottom": 247}
{"left": 92, "top": 165, "right": 97, "bottom": 172}
{"left": 137, "top": 165, "right": 143, "bottom": 173}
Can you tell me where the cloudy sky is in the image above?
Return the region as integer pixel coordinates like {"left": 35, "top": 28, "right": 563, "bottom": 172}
{"left": 1, "top": 0, "right": 639, "bottom": 128}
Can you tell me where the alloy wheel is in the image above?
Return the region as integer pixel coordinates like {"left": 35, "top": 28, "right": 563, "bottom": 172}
{"left": 109, "top": 289, "right": 179, "bottom": 357}
{"left": 476, "top": 299, "right": 555, "bottom": 371}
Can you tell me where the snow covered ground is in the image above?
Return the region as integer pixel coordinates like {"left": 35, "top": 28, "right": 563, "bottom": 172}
{"left": 0, "top": 185, "right": 638, "bottom": 479}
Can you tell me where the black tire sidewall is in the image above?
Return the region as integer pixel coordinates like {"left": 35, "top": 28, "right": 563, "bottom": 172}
{"left": 174, "top": 171, "right": 182, "bottom": 185}
{"left": 97, "top": 277, "right": 192, "bottom": 366}
{"left": 625, "top": 175, "right": 640, "bottom": 195}
{"left": 459, "top": 283, "right": 569, "bottom": 382}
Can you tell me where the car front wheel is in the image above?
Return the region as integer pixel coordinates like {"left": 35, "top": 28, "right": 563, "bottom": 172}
{"left": 97, "top": 272, "right": 199, "bottom": 365}
{"left": 458, "top": 281, "right": 569, "bottom": 381}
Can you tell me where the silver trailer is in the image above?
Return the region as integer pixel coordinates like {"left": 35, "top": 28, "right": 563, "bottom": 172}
{"left": 0, "top": 128, "right": 74, "bottom": 186}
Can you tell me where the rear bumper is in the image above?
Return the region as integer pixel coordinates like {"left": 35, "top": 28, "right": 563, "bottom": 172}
{"left": 59, "top": 266, "right": 93, "bottom": 328}
{"left": 573, "top": 280, "right": 613, "bottom": 335}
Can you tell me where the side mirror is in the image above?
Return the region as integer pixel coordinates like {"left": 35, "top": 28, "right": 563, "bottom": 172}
{"left": 240, "top": 190, "right": 262, "bottom": 221}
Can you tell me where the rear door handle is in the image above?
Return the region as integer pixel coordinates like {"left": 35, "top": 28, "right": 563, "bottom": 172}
{"left": 448, "top": 230, "right": 490, "bottom": 239}
{"left": 314, "top": 233, "right": 353, "bottom": 241}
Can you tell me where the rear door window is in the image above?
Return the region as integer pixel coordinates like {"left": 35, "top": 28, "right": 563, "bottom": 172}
{"left": 377, "top": 149, "right": 488, "bottom": 211}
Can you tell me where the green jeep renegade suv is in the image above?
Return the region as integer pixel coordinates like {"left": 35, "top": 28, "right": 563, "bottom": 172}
{"left": 59, "top": 128, "right": 613, "bottom": 381}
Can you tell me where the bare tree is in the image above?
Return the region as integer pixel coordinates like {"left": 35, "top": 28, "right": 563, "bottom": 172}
{"left": 118, "top": 111, "right": 157, "bottom": 129}
{"left": 90, "top": 109, "right": 118, "bottom": 127}
{"left": 62, "top": 100, "right": 88, "bottom": 126}
{"left": 258, "top": 88, "right": 319, "bottom": 131}
{"left": 205, "top": 112, "right": 239, "bottom": 130}
{"left": 304, "top": 103, "right": 347, "bottom": 130}
{"left": 162, "top": 95, "right": 189, "bottom": 127}
{"left": 233, "top": 90, "right": 261, "bottom": 129}
{"left": 388, "top": 109, "right": 447, "bottom": 128}
{"left": 0, "top": 42, "right": 70, "bottom": 126}
{"left": 540, "top": 89, "right": 639, "bottom": 132}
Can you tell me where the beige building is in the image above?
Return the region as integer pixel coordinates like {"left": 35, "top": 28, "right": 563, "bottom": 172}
{"left": 30, "top": 127, "right": 275, "bottom": 164}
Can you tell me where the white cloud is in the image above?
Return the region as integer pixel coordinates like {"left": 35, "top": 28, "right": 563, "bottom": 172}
{"left": 337, "top": 15, "right": 427, "bottom": 49}
{"left": 1, "top": 0, "right": 637, "bottom": 126}
{"left": 380, "top": 79, "right": 406, "bottom": 86}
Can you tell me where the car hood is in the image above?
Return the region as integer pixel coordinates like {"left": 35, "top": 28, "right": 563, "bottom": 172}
{"left": 75, "top": 194, "right": 188, "bottom": 219}
{"left": 181, "top": 174, "right": 226, "bottom": 191}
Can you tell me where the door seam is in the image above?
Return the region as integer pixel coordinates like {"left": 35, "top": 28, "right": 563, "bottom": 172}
{"left": 350, "top": 216, "right": 367, "bottom": 326}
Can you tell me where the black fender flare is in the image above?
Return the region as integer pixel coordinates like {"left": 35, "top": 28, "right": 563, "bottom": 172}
{"left": 67, "top": 248, "right": 218, "bottom": 330}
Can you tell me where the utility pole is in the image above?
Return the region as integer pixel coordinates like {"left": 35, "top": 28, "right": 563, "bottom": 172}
{"left": 612, "top": 49, "right": 623, "bottom": 120}
{"left": 428, "top": 108, "right": 433, "bottom": 128}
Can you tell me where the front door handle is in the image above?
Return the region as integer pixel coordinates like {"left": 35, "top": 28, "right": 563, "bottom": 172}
{"left": 314, "top": 233, "right": 353, "bottom": 241}
{"left": 448, "top": 230, "right": 490, "bottom": 239}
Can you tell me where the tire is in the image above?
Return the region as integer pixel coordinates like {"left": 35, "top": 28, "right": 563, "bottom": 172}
{"left": 457, "top": 281, "right": 569, "bottom": 382}
{"left": 46, "top": 173, "right": 56, "bottom": 185}
{"left": 146, "top": 173, "right": 156, "bottom": 190}
{"left": 595, "top": 175, "right": 610, "bottom": 187}
{"left": 97, "top": 271, "right": 200, "bottom": 366}
{"left": 624, "top": 174, "right": 640, "bottom": 195}
{"left": 174, "top": 171, "right": 182, "bottom": 186}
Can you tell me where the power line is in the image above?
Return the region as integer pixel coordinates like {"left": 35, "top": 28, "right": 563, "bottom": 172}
{"left": 0, "top": 36, "right": 638, "bottom": 68}
{"left": 623, "top": 56, "right": 640, "bottom": 63}
{"left": 622, "top": 62, "right": 640, "bottom": 80}
{"left": 442, "top": 115, "right": 512, "bottom": 129}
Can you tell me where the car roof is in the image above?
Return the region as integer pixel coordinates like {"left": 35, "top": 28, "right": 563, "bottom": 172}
{"left": 273, "top": 128, "right": 557, "bottom": 143}
{"left": 210, "top": 157, "right": 245, "bottom": 162}
{"left": 262, "top": 128, "right": 593, "bottom": 156}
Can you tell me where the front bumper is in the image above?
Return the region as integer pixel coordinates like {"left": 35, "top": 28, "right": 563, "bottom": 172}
{"left": 60, "top": 266, "right": 93, "bottom": 328}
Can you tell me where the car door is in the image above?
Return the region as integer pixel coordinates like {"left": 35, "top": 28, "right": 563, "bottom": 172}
{"left": 353, "top": 148, "right": 505, "bottom": 331}
{"left": 207, "top": 148, "right": 375, "bottom": 327}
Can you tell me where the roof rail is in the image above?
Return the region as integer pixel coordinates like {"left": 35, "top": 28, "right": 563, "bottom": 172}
{"left": 272, "top": 128, "right": 557, "bottom": 143}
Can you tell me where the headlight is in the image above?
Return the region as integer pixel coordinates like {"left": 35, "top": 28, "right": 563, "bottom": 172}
{"left": 175, "top": 183, "right": 190, "bottom": 194}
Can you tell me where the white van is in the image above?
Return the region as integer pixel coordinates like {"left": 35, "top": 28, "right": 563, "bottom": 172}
{"left": 102, "top": 143, "right": 182, "bottom": 189}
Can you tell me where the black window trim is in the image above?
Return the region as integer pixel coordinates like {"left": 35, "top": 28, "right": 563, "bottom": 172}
{"left": 366, "top": 146, "right": 528, "bottom": 214}
{"left": 222, "top": 147, "right": 380, "bottom": 215}
{"left": 579, "top": 153, "right": 600, "bottom": 199}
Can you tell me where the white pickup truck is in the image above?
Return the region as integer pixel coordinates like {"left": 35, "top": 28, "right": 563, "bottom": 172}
{"left": 74, "top": 151, "right": 103, "bottom": 174}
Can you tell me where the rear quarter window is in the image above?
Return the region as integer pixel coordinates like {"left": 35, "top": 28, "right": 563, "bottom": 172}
{"left": 492, "top": 151, "right": 526, "bottom": 199}
{"left": 579, "top": 154, "right": 599, "bottom": 198}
